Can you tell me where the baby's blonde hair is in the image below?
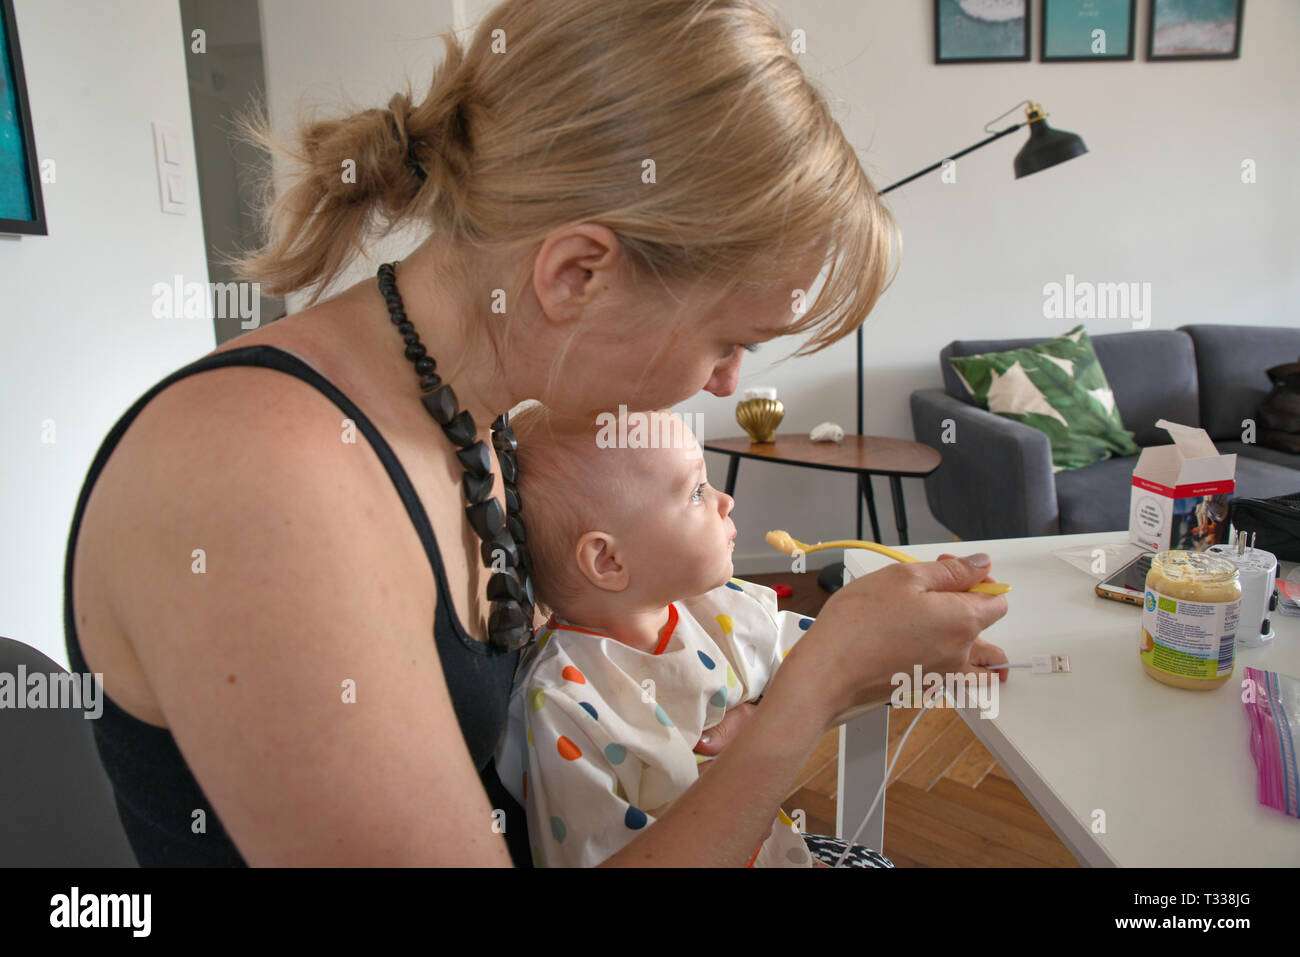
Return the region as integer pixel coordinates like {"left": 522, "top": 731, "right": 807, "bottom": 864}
{"left": 223, "top": 0, "right": 900, "bottom": 392}
{"left": 508, "top": 402, "right": 637, "bottom": 618}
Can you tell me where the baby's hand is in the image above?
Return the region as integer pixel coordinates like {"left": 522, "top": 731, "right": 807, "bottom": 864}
{"left": 694, "top": 701, "right": 760, "bottom": 774}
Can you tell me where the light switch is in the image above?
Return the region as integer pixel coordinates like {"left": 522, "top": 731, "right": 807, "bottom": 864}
{"left": 152, "top": 120, "right": 186, "bottom": 215}
{"left": 162, "top": 130, "right": 183, "bottom": 166}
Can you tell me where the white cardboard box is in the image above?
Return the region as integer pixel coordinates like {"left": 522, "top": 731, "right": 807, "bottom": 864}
{"left": 1129, "top": 419, "right": 1236, "bottom": 553}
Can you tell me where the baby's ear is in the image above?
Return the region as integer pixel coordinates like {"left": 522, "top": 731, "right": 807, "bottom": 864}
{"left": 574, "top": 531, "right": 629, "bottom": 592}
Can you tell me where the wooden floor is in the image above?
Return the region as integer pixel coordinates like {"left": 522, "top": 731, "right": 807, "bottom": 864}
{"left": 745, "top": 569, "right": 1080, "bottom": 868}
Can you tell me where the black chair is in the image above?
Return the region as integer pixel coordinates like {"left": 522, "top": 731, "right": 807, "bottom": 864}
{"left": 0, "top": 636, "right": 137, "bottom": 866}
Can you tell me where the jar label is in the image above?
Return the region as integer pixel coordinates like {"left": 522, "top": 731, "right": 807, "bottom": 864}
{"left": 1140, "top": 587, "right": 1240, "bottom": 680}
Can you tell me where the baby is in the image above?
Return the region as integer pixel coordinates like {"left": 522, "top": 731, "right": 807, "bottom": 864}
{"left": 494, "top": 403, "right": 817, "bottom": 867}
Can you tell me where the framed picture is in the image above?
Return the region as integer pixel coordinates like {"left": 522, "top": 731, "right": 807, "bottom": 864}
{"left": 935, "top": 0, "right": 1031, "bottom": 64}
{"left": 1042, "top": 0, "right": 1136, "bottom": 61}
{"left": 1148, "top": 0, "right": 1244, "bottom": 61}
{"left": 0, "top": 0, "right": 45, "bottom": 236}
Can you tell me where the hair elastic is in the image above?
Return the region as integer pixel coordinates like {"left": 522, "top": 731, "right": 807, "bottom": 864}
{"left": 389, "top": 112, "right": 427, "bottom": 182}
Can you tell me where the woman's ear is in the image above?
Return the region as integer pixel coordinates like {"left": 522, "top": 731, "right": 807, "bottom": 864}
{"left": 532, "top": 224, "right": 623, "bottom": 324}
{"left": 573, "top": 530, "right": 629, "bottom": 593}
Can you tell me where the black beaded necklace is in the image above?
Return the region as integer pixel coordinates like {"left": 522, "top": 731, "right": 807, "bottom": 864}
{"left": 376, "top": 261, "right": 535, "bottom": 651}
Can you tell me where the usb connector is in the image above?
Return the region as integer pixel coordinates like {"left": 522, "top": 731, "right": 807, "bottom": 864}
{"left": 988, "top": 654, "right": 1071, "bottom": 674}
{"left": 1031, "top": 654, "right": 1071, "bottom": 674}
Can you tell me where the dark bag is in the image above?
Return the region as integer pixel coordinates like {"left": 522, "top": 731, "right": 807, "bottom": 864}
{"left": 1230, "top": 494, "right": 1300, "bottom": 562}
{"left": 1257, "top": 359, "right": 1300, "bottom": 453}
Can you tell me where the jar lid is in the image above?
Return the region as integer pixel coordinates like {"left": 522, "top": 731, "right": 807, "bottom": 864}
{"left": 1153, "top": 549, "right": 1239, "bottom": 583}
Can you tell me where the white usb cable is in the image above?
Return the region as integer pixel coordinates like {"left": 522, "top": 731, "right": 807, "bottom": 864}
{"left": 833, "top": 654, "right": 1070, "bottom": 867}
{"left": 834, "top": 703, "right": 928, "bottom": 867}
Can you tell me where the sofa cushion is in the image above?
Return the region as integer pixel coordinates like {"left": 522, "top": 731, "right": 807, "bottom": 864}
{"left": 1055, "top": 455, "right": 1140, "bottom": 533}
{"left": 1055, "top": 450, "right": 1300, "bottom": 535}
{"left": 946, "top": 325, "right": 1140, "bottom": 472}
{"left": 1180, "top": 325, "right": 1300, "bottom": 443}
{"left": 1215, "top": 440, "right": 1300, "bottom": 472}
{"left": 941, "top": 328, "right": 1199, "bottom": 446}
{"left": 1090, "top": 331, "right": 1201, "bottom": 446}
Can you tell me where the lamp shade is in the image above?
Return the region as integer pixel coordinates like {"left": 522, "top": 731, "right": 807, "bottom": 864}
{"left": 1014, "top": 114, "right": 1088, "bottom": 178}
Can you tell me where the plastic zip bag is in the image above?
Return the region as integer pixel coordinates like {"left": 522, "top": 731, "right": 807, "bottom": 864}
{"left": 1051, "top": 541, "right": 1144, "bottom": 579}
{"left": 1242, "top": 667, "right": 1300, "bottom": 819}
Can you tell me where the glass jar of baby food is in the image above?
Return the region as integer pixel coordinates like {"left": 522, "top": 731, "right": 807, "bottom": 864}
{"left": 1140, "top": 550, "right": 1241, "bottom": 690}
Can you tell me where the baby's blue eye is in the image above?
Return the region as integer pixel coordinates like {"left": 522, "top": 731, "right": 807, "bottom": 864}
{"left": 691, "top": 483, "right": 707, "bottom": 503}
{"left": 742, "top": 343, "right": 760, "bottom": 353}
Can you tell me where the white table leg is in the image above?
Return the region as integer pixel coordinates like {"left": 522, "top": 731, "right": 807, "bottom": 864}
{"left": 836, "top": 705, "right": 890, "bottom": 851}
{"left": 956, "top": 707, "right": 1112, "bottom": 867}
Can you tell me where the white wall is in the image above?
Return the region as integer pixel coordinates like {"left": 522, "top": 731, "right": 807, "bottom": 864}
{"left": 1, "top": 1, "right": 214, "bottom": 668}
{"left": 258, "top": 0, "right": 460, "bottom": 311}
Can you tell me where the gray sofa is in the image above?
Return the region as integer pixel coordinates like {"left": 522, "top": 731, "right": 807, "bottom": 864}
{"left": 910, "top": 324, "right": 1300, "bottom": 540}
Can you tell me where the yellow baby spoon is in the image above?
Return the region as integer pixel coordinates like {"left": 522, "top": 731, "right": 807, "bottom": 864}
{"left": 764, "top": 530, "right": 1011, "bottom": 596}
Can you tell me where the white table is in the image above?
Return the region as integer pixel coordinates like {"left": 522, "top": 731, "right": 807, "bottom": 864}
{"left": 837, "top": 531, "right": 1300, "bottom": 867}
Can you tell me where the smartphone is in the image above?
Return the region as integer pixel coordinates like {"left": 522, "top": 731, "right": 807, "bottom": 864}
{"left": 1095, "top": 551, "right": 1156, "bottom": 606}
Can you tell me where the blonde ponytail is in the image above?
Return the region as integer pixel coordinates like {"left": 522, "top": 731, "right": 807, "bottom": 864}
{"left": 223, "top": 32, "right": 470, "bottom": 305}
{"left": 226, "top": 0, "right": 899, "bottom": 354}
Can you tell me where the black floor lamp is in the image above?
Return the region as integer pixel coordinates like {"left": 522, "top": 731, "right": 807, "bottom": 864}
{"left": 818, "top": 101, "right": 1089, "bottom": 594}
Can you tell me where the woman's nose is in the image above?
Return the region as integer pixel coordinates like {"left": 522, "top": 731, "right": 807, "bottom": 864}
{"left": 703, "top": 351, "right": 743, "bottom": 397}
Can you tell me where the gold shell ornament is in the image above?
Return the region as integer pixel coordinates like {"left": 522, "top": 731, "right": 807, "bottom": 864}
{"left": 736, "top": 398, "right": 784, "bottom": 444}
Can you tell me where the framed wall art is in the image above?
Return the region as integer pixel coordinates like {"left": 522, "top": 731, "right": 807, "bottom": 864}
{"left": 1148, "top": 0, "right": 1244, "bottom": 60}
{"left": 1042, "top": 0, "right": 1136, "bottom": 61}
{"left": 0, "top": 0, "right": 46, "bottom": 236}
{"left": 936, "top": 0, "right": 1031, "bottom": 63}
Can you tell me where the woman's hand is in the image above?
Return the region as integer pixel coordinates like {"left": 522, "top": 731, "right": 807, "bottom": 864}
{"left": 936, "top": 553, "right": 1009, "bottom": 683}
{"left": 770, "top": 554, "right": 1010, "bottom": 735}
{"left": 935, "top": 552, "right": 994, "bottom": 581}
{"left": 963, "top": 636, "right": 1010, "bottom": 683}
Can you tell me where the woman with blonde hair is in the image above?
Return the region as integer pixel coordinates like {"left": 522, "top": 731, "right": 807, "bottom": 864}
{"left": 64, "top": 0, "right": 1007, "bottom": 866}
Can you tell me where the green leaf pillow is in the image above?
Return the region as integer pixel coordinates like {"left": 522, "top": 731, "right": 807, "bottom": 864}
{"left": 947, "top": 325, "right": 1141, "bottom": 473}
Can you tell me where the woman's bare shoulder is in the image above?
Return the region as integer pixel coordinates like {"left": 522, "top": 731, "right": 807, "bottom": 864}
{"left": 114, "top": 310, "right": 388, "bottom": 500}
{"left": 85, "top": 320, "right": 434, "bottom": 683}
{"left": 77, "top": 338, "right": 515, "bottom": 862}
{"left": 99, "top": 329, "right": 431, "bottom": 608}
{"left": 75, "top": 333, "right": 335, "bottom": 719}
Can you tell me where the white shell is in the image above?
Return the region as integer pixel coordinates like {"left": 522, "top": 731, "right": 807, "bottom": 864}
{"left": 809, "top": 421, "right": 844, "bottom": 443}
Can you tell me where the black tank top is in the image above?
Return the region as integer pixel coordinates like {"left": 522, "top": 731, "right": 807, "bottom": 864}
{"left": 63, "top": 344, "right": 530, "bottom": 867}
